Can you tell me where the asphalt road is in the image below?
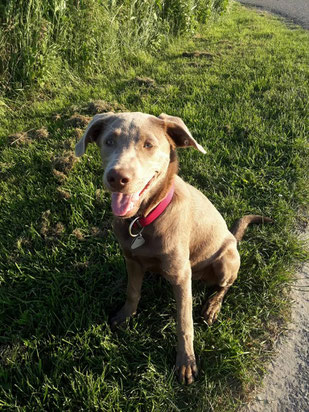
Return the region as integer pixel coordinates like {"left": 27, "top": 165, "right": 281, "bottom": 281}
{"left": 237, "top": 0, "right": 309, "bottom": 29}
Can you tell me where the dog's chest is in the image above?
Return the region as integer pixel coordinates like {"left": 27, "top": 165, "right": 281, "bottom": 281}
{"left": 123, "top": 237, "right": 164, "bottom": 272}
{"left": 118, "top": 230, "right": 163, "bottom": 256}
{"left": 113, "top": 221, "right": 166, "bottom": 271}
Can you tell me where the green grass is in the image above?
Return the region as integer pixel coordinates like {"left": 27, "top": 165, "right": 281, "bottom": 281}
{"left": 0, "top": 0, "right": 228, "bottom": 94}
{"left": 0, "top": 3, "right": 308, "bottom": 410}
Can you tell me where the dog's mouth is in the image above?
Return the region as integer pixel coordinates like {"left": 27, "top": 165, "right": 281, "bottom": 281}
{"left": 111, "top": 175, "right": 156, "bottom": 217}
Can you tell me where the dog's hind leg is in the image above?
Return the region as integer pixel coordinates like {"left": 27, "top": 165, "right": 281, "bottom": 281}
{"left": 201, "top": 246, "right": 240, "bottom": 325}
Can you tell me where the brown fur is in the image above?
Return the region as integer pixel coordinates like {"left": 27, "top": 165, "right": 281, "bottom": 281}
{"left": 230, "top": 214, "right": 273, "bottom": 242}
{"left": 140, "top": 146, "right": 178, "bottom": 217}
{"left": 75, "top": 112, "right": 272, "bottom": 385}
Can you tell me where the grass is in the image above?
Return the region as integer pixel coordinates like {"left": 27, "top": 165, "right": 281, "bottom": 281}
{"left": 0, "top": 2, "right": 308, "bottom": 410}
{"left": 0, "top": 0, "right": 228, "bottom": 94}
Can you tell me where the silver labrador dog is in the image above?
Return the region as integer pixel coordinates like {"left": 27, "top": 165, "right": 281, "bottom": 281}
{"left": 75, "top": 112, "right": 271, "bottom": 384}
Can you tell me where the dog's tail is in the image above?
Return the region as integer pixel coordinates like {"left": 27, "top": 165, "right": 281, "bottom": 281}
{"left": 230, "top": 215, "right": 273, "bottom": 242}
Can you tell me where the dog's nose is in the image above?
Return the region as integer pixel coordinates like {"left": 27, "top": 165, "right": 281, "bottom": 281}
{"left": 107, "top": 169, "right": 130, "bottom": 190}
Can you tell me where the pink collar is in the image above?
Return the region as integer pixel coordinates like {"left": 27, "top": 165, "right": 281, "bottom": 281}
{"left": 134, "top": 183, "right": 175, "bottom": 228}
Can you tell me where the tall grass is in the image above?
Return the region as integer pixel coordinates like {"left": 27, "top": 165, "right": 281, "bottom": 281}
{"left": 0, "top": 0, "right": 229, "bottom": 94}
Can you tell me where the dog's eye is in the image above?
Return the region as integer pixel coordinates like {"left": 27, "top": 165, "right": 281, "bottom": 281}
{"left": 144, "top": 141, "right": 153, "bottom": 149}
{"left": 105, "top": 138, "right": 114, "bottom": 147}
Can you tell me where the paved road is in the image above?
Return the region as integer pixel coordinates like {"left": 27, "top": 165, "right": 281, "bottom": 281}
{"left": 237, "top": 0, "right": 309, "bottom": 29}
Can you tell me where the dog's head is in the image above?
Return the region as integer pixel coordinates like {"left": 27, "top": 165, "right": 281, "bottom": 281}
{"left": 75, "top": 112, "right": 205, "bottom": 218}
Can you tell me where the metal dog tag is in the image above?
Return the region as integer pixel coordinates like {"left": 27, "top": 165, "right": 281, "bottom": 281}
{"left": 131, "top": 233, "right": 145, "bottom": 249}
{"left": 129, "top": 217, "right": 145, "bottom": 250}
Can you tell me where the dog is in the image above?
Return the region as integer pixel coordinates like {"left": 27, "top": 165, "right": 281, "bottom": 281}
{"left": 75, "top": 112, "right": 271, "bottom": 384}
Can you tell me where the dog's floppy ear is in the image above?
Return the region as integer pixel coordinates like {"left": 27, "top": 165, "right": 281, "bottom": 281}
{"left": 158, "top": 113, "right": 206, "bottom": 154}
{"left": 75, "top": 112, "right": 114, "bottom": 157}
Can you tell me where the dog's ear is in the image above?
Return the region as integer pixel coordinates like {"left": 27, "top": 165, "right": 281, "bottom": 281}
{"left": 75, "top": 112, "right": 114, "bottom": 157}
{"left": 158, "top": 113, "right": 206, "bottom": 154}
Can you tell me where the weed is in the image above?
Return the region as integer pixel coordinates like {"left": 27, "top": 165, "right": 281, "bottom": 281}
{"left": 0, "top": 0, "right": 229, "bottom": 94}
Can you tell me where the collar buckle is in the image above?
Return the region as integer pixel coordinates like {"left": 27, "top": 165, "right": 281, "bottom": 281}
{"left": 128, "top": 217, "right": 143, "bottom": 237}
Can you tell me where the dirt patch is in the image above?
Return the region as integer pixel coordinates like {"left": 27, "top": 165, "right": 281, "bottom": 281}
{"left": 52, "top": 168, "right": 67, "bottom": 183}
{"left": 72, "top": 128, "right": 83, "bottom": 141}
{"left": 52, "top": 113, "right": 62, "bottom": 121}
{"left": 90, "top": 226, "right": 106, "bottom": 237}
{"left": 40, "top": 210, "right": 65, "bottom": 239}
{"left": 29, "top": 127, "right": 49, "bottom": 140}
{"left": 57, "top": 187, "right": 71, "bottom": 200}
{"left": 134, "top": 76, "right": 156, "bottom": 87}
{"left": 8, "top": 132, "right": 31, "bottom": 146}
{"left": 72, "top": 228, "right": 84, "bottom": 241}
{"left": 182, "top": 51, "right": 216, "bottom": 59}
{"left": 16, "top": 237, "right": 32, "bottom": 250}
{"left": 52, "top": 222, "right": 65, "bottom": 237}
{"left": 86, "top": 100, "right": 127, "bottom": 115}
{"left": 65, "top": 114, "right": 91, "bottom": 128}
{"left": 8, "top": 126, "right": 49, "bottom": 146}
{"left": 52, "top": 151, "right": 78, "bottom": 174}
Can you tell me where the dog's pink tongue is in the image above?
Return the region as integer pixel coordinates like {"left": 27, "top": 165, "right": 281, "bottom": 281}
{"left": 111, "top": 192, "right": 139, "bottom": 216}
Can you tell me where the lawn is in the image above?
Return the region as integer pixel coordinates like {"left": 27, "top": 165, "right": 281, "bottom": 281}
{"left": 0, "top": 3, "right": 308, "bottom": 411}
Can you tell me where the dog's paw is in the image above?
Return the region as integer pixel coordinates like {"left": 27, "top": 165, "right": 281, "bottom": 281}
{"left": 109, "top": 306, "right": 134, "bottom": 330}
{"left": 202, "top": 299, "right": 222, "bottom": 326}
{"left": 110, "top": 312, "right": 127, "bottom": 330}
{"left": 176, "top": 352, "right": 198, "bottom": 385}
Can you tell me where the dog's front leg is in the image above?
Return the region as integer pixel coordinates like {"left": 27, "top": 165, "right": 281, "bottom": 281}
{"left": 110, "top": 258, "right": 144, "bottom": 327}
{"left": 170, "top": 262, "right": 198, "bottom": 384}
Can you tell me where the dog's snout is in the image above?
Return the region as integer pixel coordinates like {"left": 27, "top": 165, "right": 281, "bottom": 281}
{"left": 107, "top": 169, "right": 130, "bottom": 190}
